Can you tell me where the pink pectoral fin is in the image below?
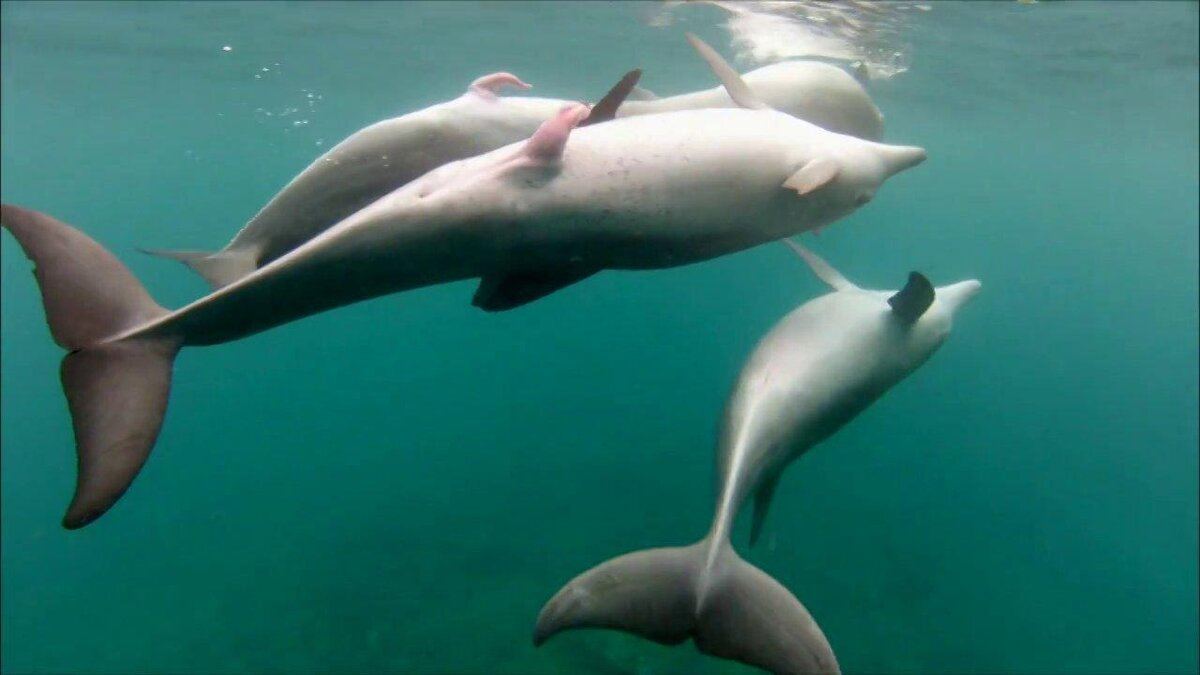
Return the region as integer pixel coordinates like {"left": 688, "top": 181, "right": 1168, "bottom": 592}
{"left": 524, "top": 103, "right": 591, "bottom": 162}
{"left": 783, "top": 158, "right": 840, "bottom": 196}
{"left": 469, "top": 72, "right": 532, "bottom": 100}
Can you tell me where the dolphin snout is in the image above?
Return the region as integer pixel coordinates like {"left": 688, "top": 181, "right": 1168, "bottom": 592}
{"left": 881, "top": 144, "right": 927, "bottom": 177}
{"left": 939, "top": 279, "right": 982, "bottom": 315}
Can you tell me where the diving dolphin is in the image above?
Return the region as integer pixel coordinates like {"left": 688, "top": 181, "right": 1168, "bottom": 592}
{"left": 0, "top": 35, "right": 924, "bottom": 530}
{"left": 532, "top": 241, "right": 981, "bottom": 674}
{"left": 142, "top": 59, "right": 884, "bottom": 290}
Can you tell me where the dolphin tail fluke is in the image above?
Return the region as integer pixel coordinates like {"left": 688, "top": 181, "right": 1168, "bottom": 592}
{"left": 1, "top": 204, "right": 182, "bottom": 530}
{"left": 138, "top": 246, "right": 256, "bottom": 289}
{"left": 533, "top": 539, "right": 840, "bottom": 674}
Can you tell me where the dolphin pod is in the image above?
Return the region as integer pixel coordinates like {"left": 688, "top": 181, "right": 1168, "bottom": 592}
{"left": 140, "top": 55, "right": 884, "bottom": 291}
{"left": 533, "top": 241, "right": 980, "bottom": 674}
{"left": 0, "top": 31, "right": 977, "bottom": 675}
{"left": 0, "top": 34, "right": 923, "bottom": 530}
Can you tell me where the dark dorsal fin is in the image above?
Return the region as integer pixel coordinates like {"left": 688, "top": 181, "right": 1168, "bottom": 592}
{"left": 888, "top": 272, "right": 935, "bottom": 324}
{"left": 580, "top": 69, "right": 642, "bottom": 127}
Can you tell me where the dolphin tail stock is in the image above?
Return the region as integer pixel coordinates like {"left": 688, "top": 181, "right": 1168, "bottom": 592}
{"left": 1, "top": 204, "right": 182, "bottom": 530}
{"left": 138, "top": 245, "right": 257, "bottom": 290}
{"left": 533, "top": 537, "right": 840, "bottom": 674}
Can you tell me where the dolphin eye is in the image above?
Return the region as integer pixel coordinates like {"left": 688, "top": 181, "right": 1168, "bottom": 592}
{"left": 855, "top": 192, "right": 872, "bottom": 206}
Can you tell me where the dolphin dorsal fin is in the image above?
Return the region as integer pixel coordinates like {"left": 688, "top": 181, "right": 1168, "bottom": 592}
{"left": 469, "top": 72, "right": 532, "bottom": 100}
{"left": 888, "top": 272, "right": 935, "bottom": 324}
{"left": 523, "top": 103, "right": 591, "bottom": 162}
{"left": 783, "top": 239, "right": 857, "bottom": 291}
{"left": 580, "top": 69, "right": 642, "bottom": 127}
{"left": 684, "top": 33, "right": 768, "bottom": 111}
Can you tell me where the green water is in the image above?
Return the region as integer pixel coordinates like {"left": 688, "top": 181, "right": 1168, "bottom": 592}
{"left": 1, "top": 2, "right": 1196, "bottom": 673}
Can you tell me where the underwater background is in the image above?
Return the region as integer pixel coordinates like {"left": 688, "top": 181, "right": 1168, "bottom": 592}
{"left": 1, "top": 1, "right": 1196, "bottom": 673}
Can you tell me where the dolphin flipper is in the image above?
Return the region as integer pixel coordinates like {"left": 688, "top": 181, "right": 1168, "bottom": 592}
{"left": 472, "top": 268, "right": 598, "bottom": 312}
{"left": 629, "top": 85, "right": 659, "bottom": 101}
{"left": 783, "top": 239, "right": 857, "bottom": 292}
{"left": 139, "top": 247, "right": 258, "bottom": 290}
{"left": 783, "top": 159, "right": 841, "bottom": 197}
{"left": 684, "top": 33, "right": 768, "bottom": 111}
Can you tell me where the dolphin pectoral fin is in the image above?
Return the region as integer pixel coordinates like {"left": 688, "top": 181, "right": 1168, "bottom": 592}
{"left": 139, "top": 247, "right": 257, "bottom": 290}
{"left": 749, "top": 472, "right": 782, "bottom": 547}
{"left": 684, "top": 33, "right": 768, "bottom": 111}
{"left": 783, "top": 239, "right": 858, "bottom": 292}
{"left": 887, "top": 272, "right": 935, "bottom": 324}
{"left": 472, "top": 267, "right": 599, "bottom": 312}
{"left": 469, "top": 72, "right": 532, "bottom": 100}
{"left": 580, "top": 69, "right": 643, "bottom": 127}
{"left": 784, "top": 159, "right": 841, "bottom": 196}
{"left": 629, "top": 85, "right": 659, "bottom": 101}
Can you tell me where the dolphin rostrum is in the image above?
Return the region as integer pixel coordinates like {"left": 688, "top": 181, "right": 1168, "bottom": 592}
{"left": 532, "top": 241, "right": 981, "bottom": 674}
{"left": 0, "top": 35, "right": 925, "bottom": 530}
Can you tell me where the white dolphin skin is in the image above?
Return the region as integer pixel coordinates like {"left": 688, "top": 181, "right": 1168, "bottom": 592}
{"left": 619, "top": 59, "right": 884, "bottom": 140}
{"left": 0, "top": 35, "right": 924, "bottom": 530}
{"left": 533, "top": 241, "right": 981, "bottom": 675}
{"left": 143, "top": 59, "right": 884, "bottom": 289}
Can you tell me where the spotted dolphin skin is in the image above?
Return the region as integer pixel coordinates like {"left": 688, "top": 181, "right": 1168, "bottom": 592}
{"left": 0, "top": 36, "right": 922, "bottom": 530}
{"left": 143, "top": 54, "right": 883, "bottom": 290}
{"left": 533, "top": 241, "right": 980, "bottom": 675}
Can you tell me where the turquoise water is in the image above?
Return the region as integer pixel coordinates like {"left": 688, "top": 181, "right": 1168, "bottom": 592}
{"left": 1, "top": 1, "right": 1196, "bottom": 673}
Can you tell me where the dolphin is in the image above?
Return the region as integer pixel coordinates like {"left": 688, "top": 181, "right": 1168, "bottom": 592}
{"left": 138, "top": 69, "right": 640, "bottom": 289}
{"left": 141, "top": 60, "right": 884, "bottom": 290}
{"left": 532, "top": 241, "right": 981, "bottom": 674}
{"left": 0, "top": 35, "right": 925, "bottom": 530}
{"left": 617, "top": 59, "right": 884, "bottom": 141}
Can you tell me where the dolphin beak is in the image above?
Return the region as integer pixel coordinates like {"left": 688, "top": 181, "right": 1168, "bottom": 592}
{"left": 938, "top": 279, "right": 982, "bottom": 315}
{"left": 880, "top": 144, "right": 927, "bottom": 177}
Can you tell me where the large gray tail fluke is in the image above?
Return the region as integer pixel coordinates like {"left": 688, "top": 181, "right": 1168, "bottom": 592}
{"left": 1, "top": 204, "right": 181, "bottom": 530}
{"left": 533, "top": 539, "right": 840, "bottom": 674}
{"left": 138, "top": 246, "right": 256, "bottom": 290}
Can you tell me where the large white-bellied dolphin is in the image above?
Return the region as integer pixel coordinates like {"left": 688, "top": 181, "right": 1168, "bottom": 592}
{"left": 532, "top": 242, "right": 981, "bottom": 674}
{"left": 0, "top": 35, "right": 924, "bottom": 530}
{"left": 142, "top": 57, "right": 883, "bottom": 290}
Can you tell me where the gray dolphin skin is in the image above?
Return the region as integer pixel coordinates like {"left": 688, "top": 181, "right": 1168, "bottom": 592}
{"left": 0, "top": 35, "right": 924, "bottom": 530}
{"left": 143, "top": 58, "right": 883, "bottom": 290}
{"left": 532, "top": 241, "right": 980, "bottom": 675}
